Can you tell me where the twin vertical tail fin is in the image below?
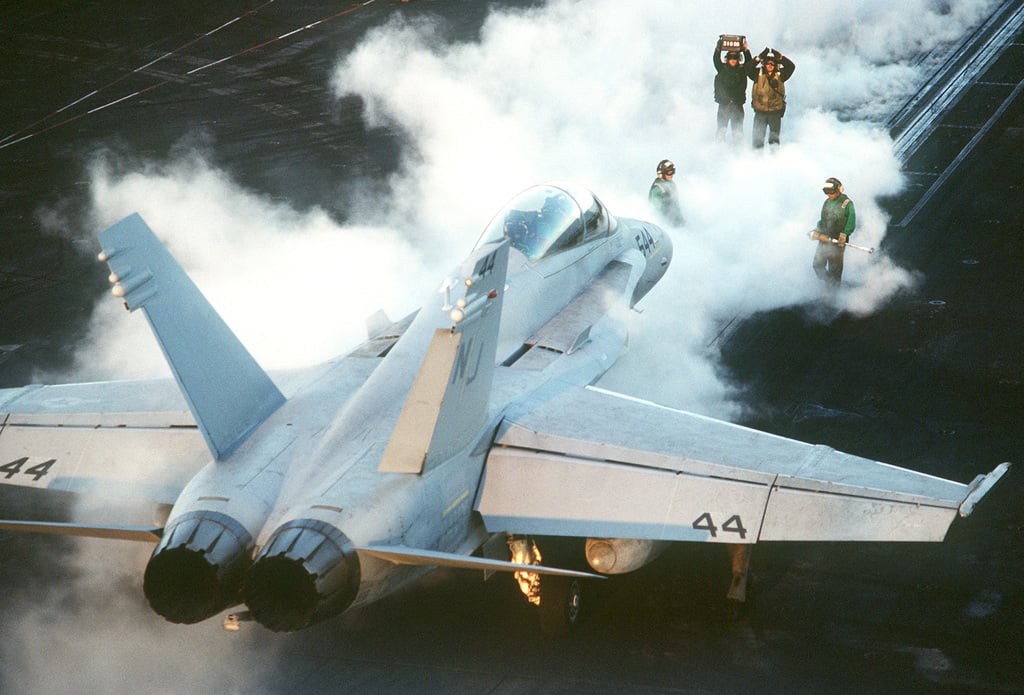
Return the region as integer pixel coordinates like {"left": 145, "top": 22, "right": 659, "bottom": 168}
{"left": 379, "top": 240, "right": 510, "bottom": 474}
{"left": 99, "top": 214, "right": 285, "bottom": 461}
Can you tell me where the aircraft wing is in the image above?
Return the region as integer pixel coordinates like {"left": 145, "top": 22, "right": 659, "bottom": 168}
{"left": 476, "top": 385, "right": 1009, "bottom": 543}
{"left": 0, "top": 338, "right": 401, "bottom": 516}
{"left": 0, "top": 379, "right": 208, "bottom": 505}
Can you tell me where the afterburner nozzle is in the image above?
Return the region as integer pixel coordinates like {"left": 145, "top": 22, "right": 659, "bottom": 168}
{"left": 143, "top": 511, "right": 252, "bottom": 624}
{"left": 244, "top": 519, "right": 361, "bottom": 632}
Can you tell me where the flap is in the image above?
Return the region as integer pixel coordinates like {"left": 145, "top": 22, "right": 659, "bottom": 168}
{"left": 0, "top": 413, "right": 208, "bottom": 504}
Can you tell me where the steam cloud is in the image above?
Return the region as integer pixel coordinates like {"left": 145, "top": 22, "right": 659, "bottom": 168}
{"left": 326, "top": 0, "right": 988, "bottom": 415}
{"left": 5, "top": 1, "right": 1000, "bottom": 692}
{"left": 59, "top": 0, "right": 994, "bottom": 412}
{"left": 2, "top": 536, "right": 276, "bottom": 695}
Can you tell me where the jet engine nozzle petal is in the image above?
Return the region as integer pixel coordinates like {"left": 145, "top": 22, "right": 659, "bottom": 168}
{"left": 143, "top": 511, "right": 252, "bottom": 624}
{"left": 244, "top": 519, "right": 360, "bottom": 632}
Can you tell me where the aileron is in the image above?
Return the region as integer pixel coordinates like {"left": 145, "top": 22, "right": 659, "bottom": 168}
{"left": 759, "top": 486, "right": 958, "bottom": 542}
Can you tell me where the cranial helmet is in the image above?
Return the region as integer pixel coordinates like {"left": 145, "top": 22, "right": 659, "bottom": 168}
{"left": 657, "top": 159, "right": 676, "bottom": 176}
{"left": 822, "top": 177, "right": 844, "bottom": 194}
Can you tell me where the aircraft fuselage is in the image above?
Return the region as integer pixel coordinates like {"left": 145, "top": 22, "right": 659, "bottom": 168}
{"left": 148, "top": 184, "right": 672, "bottom": 630}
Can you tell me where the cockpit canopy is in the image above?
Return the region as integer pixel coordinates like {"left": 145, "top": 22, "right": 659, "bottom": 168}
{"left": 477, "top": 183, "right": 616, "bottom": 262}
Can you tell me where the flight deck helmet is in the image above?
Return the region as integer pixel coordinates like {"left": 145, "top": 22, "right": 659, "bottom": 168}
{"left": 656, "top": 159, "right": 676, "bottom": 178}
{"left": 822, "top": 177, "right": 844, "bottom": 195}
{"left": 760, "top": 48, "right": 778, "bottom": 67}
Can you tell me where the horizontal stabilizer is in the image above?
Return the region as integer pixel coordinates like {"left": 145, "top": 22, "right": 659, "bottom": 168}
{"left": 358, "top": 544, "right": 602, "bottom": 579}
{"left": 99, "top": 214, "right": 285, "bottom": 460}
{"left": 0, "top": 519, "right": 162, "bottom": 542}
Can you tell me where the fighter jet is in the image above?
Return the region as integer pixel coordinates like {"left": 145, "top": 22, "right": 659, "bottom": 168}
{"left": 0, "top": 182, "right": 1008, "bottom": 634}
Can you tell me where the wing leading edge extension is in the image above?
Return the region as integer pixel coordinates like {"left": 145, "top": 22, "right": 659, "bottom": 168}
{"left": 476, "top": 385, "right": 1009, "bottom": 543}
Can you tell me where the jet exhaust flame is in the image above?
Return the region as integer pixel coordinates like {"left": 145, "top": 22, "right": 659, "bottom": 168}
{"left": 142, "top": 511, "right": 252, "bottom": 624}
{"left": 244, "top": 519, "right": 361, "bottom": 632}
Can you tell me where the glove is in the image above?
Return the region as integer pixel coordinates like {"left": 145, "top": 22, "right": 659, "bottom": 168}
{"left": 838, "top": 233, "right": 848, "bottom": 247}
{"left": 809, "top": 230, "right": 828, "bottom": 242}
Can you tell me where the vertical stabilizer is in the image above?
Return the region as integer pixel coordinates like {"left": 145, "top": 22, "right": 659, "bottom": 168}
{"left": 379, "top": 241, "right": 509, "bottom": 473}
{"left": 98, "top": 214, "right": 285, "bottom": 460}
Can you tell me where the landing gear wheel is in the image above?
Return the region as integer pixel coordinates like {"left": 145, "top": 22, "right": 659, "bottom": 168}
{"left": 538, "top": 576, "right": 582, "bottom": 636}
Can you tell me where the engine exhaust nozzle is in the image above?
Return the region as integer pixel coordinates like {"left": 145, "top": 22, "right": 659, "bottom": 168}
{"left": 143, "top": 511, "right": 252, "bottom": 624}
{"left": 244, "top": 519, "right": 360, "bottom": 632}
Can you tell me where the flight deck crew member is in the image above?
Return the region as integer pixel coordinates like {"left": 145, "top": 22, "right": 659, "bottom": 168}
{"left": 811, "top": 177, "right": 856, "bottom": 289}
{"left": 747, "top": 47, "right": 795, "bottom": 149}
{"left": 713, "top": 38, "right": 752, "bottom": 142}
{"left": 648, "top": 159, "right": 684, "bottom": 226}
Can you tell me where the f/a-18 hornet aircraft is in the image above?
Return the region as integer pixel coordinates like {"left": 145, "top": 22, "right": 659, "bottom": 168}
{"left": 0, "top": 182, "right": 1009, "bottom": 634}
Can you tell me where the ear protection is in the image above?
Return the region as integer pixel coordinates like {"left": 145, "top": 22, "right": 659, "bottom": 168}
{"left": 823, "top": 177, "right": 844, "bottom": 194}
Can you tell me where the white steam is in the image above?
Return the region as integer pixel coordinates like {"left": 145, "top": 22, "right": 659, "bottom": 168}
{"left": 65, "top": 0, "right": 999, "bottom": 400}
{"left": 1, "top": 536, "right": 277, "bottom": 695}
{"left": 60, "top": 0, "right": 996, "bottom": 400}
{"left": 55, "top": 151, "right": 433, "bottom": 381}
{"left": 324, "top": 0, "right": 994, "bottom": 413}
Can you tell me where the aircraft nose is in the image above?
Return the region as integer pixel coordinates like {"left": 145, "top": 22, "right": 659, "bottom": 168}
{"left": 632, "top": 223, "right": 672, "bottom": 306}
{"left": 244, "top": 518, "right": 361, "bottom": 632}
{"left": 654, "top": 224, "right": 672, "bottom": 267}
